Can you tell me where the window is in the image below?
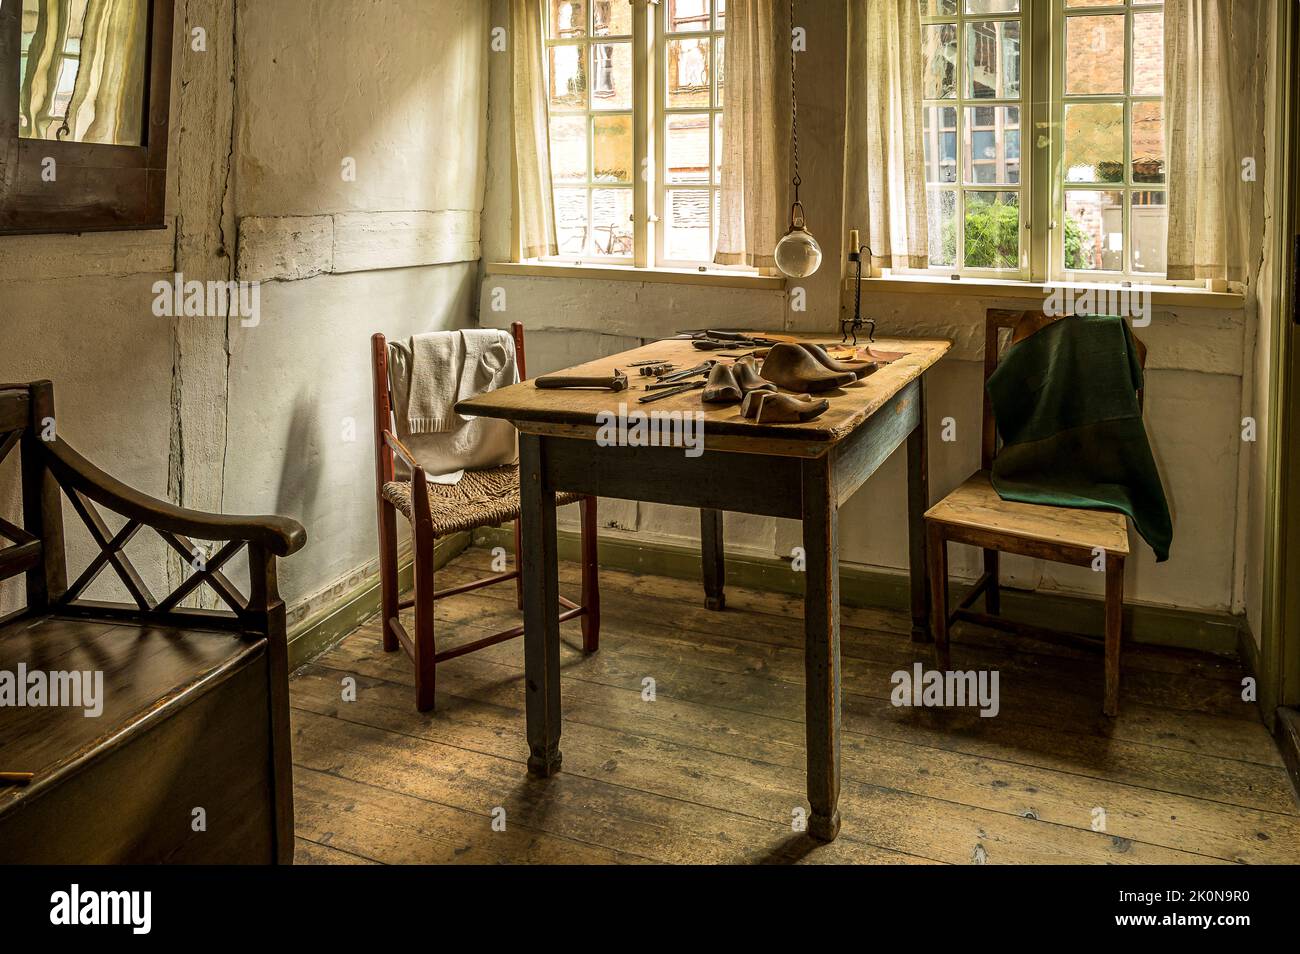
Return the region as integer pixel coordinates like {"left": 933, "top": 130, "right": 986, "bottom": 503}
{"left": 3, "top": 0, "right": 175, "bottom": 234}
{"left": 917, "top": 0, "right": 1168, "bottom": 283}
{"left": 541, "top": 0, "right": 731, "bottom": 269}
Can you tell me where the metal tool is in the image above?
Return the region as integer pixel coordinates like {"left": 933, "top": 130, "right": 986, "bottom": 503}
{"left": 637, "top": 381, "right": 704, "bottom": 403}
{"left": 629, "top": 359, "right": 674, "bottom": 367}
{"left": 535, "top": 369, "right": 629, "bottom": 392}
{"left": 638, "top": 363, "right": 675, "bottom": 376}
{"left": 657, "top": 361, "right": 715, "bottom": 383}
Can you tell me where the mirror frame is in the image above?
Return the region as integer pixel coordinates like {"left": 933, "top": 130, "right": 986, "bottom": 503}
{"left": 0, "top": 0, "right": 174, "bottom": 234}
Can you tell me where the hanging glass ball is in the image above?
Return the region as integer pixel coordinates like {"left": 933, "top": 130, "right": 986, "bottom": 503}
{"left": 775, "top": 227, "right": 823, "bottom": 278}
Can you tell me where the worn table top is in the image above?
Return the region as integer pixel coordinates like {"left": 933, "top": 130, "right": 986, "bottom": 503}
{"left": 457, "top": 335, "right": 951, "bottom": 456}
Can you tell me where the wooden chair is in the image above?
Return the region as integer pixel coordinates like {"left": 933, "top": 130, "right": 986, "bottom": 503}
{"left": 370, "top": 322, "right": 600, "bottom": 711}
{"left": 0, "top": 381, "right": 305, "bottom": 863}
{"left": 925, "top": 308, "right": 1147, "bottom": 717}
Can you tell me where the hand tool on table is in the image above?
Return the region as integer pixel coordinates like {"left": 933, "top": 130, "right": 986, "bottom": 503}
{"left": 534, "top": 369, "right": 629, "bottom": 392}
{"left": 656, "top": 361, "right": 715, "bottom": 383}
{"left": 0, "top": 772, "right": 34, "bottom": 785}
{"left": 638, "top": 363, "right": 675, "bottom": 376}
{"left": 636, "top": 381, "right": 705, "bottom": 403}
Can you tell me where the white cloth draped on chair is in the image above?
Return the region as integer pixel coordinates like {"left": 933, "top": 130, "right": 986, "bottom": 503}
{"left": 713, "top": 0, "right": 791, "bottom": 269}
{"left": 511, "top": 0, "right": 559, "bottom": 259}
{"left": 844, "top": 0, "right": 929, "bottom": 271}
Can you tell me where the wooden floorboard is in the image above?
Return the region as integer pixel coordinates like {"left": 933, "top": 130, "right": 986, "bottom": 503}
{"left": 290, "top": 548, "right": 1300, "bottom": 865}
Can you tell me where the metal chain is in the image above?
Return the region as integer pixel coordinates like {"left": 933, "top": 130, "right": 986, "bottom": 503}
{"left": 789, "top": 0, "right": 800, "bottom": 198}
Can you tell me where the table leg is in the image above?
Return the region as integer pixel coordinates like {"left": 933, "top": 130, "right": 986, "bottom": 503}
{"left": 906, "top": 379, "right": 932, "bottom": 644}
{"left": 700, "top": 508, "right": 726, "bottom": 611}
{"left": 519, "top": 433, "right": 563, "bottom": 777}
{"left": 802, "top": 454, "right": 841, "bottom": 842}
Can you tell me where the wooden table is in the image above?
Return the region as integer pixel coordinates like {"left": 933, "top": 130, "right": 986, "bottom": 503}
{"left": 457, "top": 335, "right": 951, "bottom": 842}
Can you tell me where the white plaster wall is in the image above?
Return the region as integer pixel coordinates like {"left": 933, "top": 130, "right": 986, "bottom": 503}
{"left": 1, "top": 0, "right": 492, "bottom": 620}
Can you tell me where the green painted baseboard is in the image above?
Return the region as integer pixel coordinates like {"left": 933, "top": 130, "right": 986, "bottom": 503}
{"left": 473, "top": 525, "right": 1243, "bottom": 657}
{"left": 286, "top": 532, "right": 470, "bottom": 670}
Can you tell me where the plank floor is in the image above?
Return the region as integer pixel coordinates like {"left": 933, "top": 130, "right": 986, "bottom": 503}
{"left": 290, "top": 547, "right": 1300, "bottom": 865}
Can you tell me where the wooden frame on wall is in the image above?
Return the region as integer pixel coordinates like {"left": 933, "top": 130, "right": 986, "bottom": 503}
{"left": 0, "top": 0, "right": 174, "bottom": 235}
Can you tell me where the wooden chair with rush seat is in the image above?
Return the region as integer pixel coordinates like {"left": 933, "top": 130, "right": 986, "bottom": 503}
{"left": 924, "top": 308, "right": 1149, "bottom": 717}
{"left": 370, "top": 321, "right": 600, "bottom": 711}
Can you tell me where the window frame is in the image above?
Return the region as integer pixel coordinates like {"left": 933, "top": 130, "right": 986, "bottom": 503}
{"left": 910, "top": 0, "right": 1186, "bottom": 287}
{"left": 536, "top": 0, "right": 743, "bottom": 273}
{"left": 1, "top": 0, "right": 175, "bottom": 235}
{"left": 918, "top": 1, "right": 1032, "bottom": 282}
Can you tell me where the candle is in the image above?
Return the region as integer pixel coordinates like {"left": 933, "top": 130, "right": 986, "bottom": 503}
{"left": 848, "top": 229, "right": 860, "bottom": 254}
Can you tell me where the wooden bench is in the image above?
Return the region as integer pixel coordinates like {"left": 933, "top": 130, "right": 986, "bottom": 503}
{"left": 0, "top": 381, "right": 305, "bottom": 863}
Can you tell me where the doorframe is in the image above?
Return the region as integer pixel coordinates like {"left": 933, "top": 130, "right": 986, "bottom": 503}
{"left": 1259, "top": 0, "right": 1300, "bottom": 724}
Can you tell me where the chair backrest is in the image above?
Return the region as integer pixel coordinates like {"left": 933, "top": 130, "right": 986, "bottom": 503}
{"left": 980, "top": 308, "right": 1147, "bottom": 471}
{"left": 369, "top": 322, "right": 527, "bottom": 486}
{"left": 0, "top": 381, "right": 66, "bottom": 612}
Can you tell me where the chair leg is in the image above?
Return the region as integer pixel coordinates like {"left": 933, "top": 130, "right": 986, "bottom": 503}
{"left": 983, "top": 548, "right": 1000, "bottom": 616}
{"left": 579, "top": 496, "right": 600, "bottom": 653}
{"left": 928, "top": 522, "right": 951, "bottom": 671}
{"left": 1104, "top": 554, "right": 1124, "bottom": 717}
{"left": 378, "top": 501, "right": 399, "bottom": 652}
{"left": 412, "top": 522, "right": 438, "bottom": 712}
{"left": 513, "top": 518, "right": 524, "bottom": 611}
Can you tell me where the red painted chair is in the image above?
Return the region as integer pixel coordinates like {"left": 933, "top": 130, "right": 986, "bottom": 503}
{"left": 370, "top": 321, "right": 600, "bottom": 711}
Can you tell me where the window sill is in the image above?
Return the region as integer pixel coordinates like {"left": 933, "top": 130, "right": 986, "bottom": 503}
{"left": 846, "top": 273, "right": 1245, "bottom": 309}
{"left": 487, "top": 261, "right": 787, "bottom": 291}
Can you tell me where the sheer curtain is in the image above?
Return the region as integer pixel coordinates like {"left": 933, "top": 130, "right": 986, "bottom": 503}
{"left": 511, "top": 0, "right": 558, "bottom": 259}
{"left": 1164, "top": 0, "right": 1255, "bottom": 283}
{"left": 714, "top": 0, "right": 791, "bottom": 268}
{"left": 844, "top": 0, "right": 929, "bottom": 270}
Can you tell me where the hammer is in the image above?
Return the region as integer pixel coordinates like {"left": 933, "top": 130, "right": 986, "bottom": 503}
{"left": 535, "top": 369, "right": 629, "bottom": 392}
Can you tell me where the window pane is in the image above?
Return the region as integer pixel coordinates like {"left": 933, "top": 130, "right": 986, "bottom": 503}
{"left": 966, "top": 0, "right": 1018, "bottom": 14}
{"left": 665, "top": 189, "right": 713, "bottom": 261}
{"left": 593, "top": 0, "right": 631, "bottom": 36}
{"left": 923, "top": 24, "right": 957, "bottom": 99}
{"left": 920, "top": 0, "right": 958, "bottom": 14}
{"left": 927, "top": 189, "right": 957, "bottom": 266}
{"left": 716, "top": 0, "right": 725, "bottom": 29}
{"left": 713, "top": 113, "right": 723, "bottom": 185}
{"left": 964, "top": 106, "right": 1020, "bottom": 184}
{"left": 966, "top": 20, "right": 1020, "bottom": 99}
{"left": 1064, "top": 190, "right": 1123, "bottom": 271}
{"left": 1132, "top": 11, "right": 1164, "bottom": 96}
{"left": 963, "top": 191, "right": 1019, "bottom": 269}
{"left": 590, "top": 189, "right": 633, "bottom": 256}
{"left": 715, "top": 36, "right": 725, "bottom": 107}
{"left": 1064, "top": 102, "right": 1124, "bottom": 182}
{"left": 554, "top": 188, "right": 589, "bottom": 255}
{"left": 666, "top": 113, "right": 711, "bottom": 184}
{"left": 590, "top": 42, "right": 631, "bottom": 109}
{"left": 549, "top": 1, "right": 587, "bottom": 39}
{"left": 667, "top": 37, "right": 711, "bottom": 108}
{"left": 1131, "top": 191, "right": 1168, "bottom": 273}
{"left": 1065, "top": 14, "right": 1125, "bottom": 95}
{"left": 549, "top": 46, "right": 586, "bottom": 110}
{"left": 1065, "top": 0, "right": 1115, "bottom": 7}
{"left": 549, "top": 115, "right": 587, "bottom": 182}
{"left": 668, "top": 0, "right": 710, "bottom": 32}
{"left": 592, "top": 114, "right": 633, "bottom": 182}
{"left": 923, "top": 106, "right": 958, "bottom": 184}
{"left": 1132, "top": 101, "right": 1165, "bottom": 183}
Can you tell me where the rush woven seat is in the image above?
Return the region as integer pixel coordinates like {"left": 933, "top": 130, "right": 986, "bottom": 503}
{"left": 382, "top": 465, "right": 584, "bottom": 537}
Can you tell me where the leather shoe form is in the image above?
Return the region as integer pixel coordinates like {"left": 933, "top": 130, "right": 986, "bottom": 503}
{"left": 741, "top": 390, "right": 813, "bottom": 419}
{"left": 799, "top": 342, "right": 878, "bottom": 379}
{"left": 751, "top": 392, "right": 831, "bottom": 424}
{"left": 701, "top": 362, "right": 743, "bottom": 404}
{"left": 733, "top": 357, "right": 777, "bottom": 395}
{"left": 759, "top": 343, "right": 856, "bottom": 392}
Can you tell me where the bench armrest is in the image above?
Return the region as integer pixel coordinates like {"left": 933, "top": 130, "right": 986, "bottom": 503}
{"left": 43, "top": 437, "right": 306, "bottom": 557}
